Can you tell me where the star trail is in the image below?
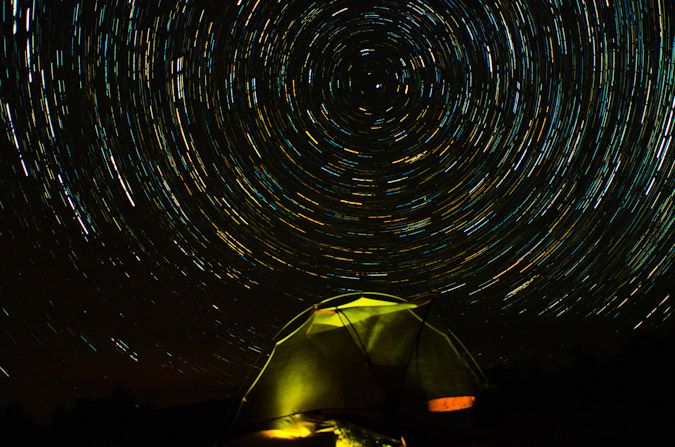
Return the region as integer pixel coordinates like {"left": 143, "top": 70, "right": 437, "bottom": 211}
{"left": 1, "top": 0, "right": 675, "bottom": 416}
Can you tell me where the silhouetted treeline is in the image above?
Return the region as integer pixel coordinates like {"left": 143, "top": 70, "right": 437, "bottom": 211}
{"left": 459, "top": 325, "right": 675, "bottom": 446}
{"left": 1, "top": 383, "right": 233, "bottom": 446}
{"left": 2, "top": 326, "right": 674, "bottom": 446}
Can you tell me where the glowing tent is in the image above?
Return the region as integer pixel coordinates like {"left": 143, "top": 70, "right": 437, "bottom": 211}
{"left": 232, "top": 292, "right": 482, "bottom": 439}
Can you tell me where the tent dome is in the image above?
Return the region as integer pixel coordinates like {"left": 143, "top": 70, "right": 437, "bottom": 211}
{"left": 232, "top": 292, "right": 482, "bottom": 437}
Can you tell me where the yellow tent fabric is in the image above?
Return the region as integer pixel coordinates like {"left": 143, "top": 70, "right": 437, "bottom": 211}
{"left": 235, "top": 293, "right": 477, "bottom": 431}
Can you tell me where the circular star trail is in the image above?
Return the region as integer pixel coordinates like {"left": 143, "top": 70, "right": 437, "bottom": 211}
{"left": 2, "top": 0, "right": 675, "bottom": 345}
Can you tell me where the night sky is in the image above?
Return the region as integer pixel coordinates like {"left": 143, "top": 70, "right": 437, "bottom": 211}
{"left": 2, "top": 0, "right": 675, "bottom": 421}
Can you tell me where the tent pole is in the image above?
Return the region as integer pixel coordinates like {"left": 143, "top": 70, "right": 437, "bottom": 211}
{"left": 446, "top": 329, "right": 489, "bottom": 384}
{"left": 396, "top": 298, "right": 435, "bottom": 400}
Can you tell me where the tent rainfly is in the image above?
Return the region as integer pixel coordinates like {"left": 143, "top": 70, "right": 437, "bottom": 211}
{"left": 232, "top": 292, "right": 482, "bottom": 435}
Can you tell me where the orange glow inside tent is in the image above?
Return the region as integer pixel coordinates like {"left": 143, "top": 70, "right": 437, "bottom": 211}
{"left": 426, "top": 396, "right": 476, "bottom": 412}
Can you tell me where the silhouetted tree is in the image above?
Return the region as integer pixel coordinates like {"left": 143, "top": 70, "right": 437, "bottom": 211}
{"left": 1, "top": 403, "right": 34, "bottom": 446}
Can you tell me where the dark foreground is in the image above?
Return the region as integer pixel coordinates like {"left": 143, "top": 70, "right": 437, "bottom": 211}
{"left": 3, "top": 327, "right": 673, "bottom": 446}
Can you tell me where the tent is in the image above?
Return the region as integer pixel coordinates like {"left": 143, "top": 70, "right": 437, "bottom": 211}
{"left": 231, "top": 292, "right": 482, "bottom": 441}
